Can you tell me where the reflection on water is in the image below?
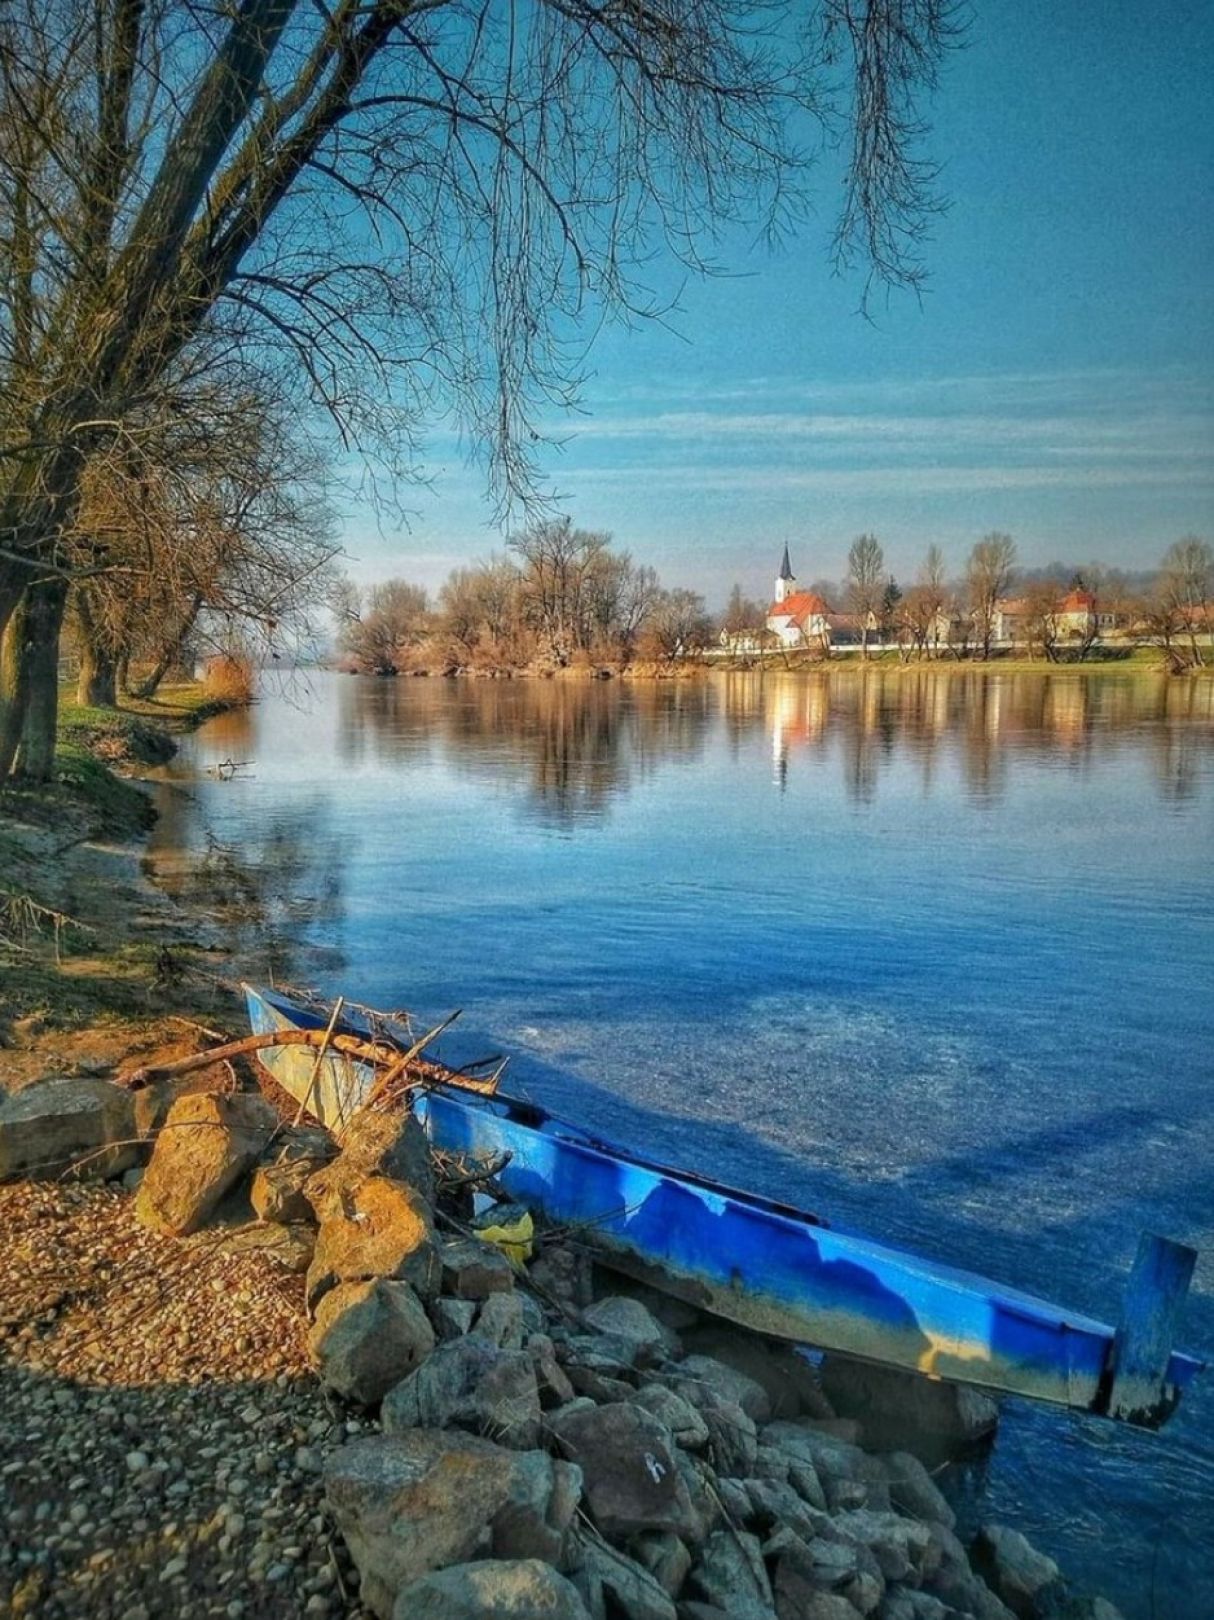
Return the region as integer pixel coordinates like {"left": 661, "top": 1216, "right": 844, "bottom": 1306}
{"left": 156, "top": 669, "right": 1214, "bottom": 1620}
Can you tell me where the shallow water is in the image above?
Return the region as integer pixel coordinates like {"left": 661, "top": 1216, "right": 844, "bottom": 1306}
{"left": 152, "top": 668, "right": 1214, "bottom": 1617}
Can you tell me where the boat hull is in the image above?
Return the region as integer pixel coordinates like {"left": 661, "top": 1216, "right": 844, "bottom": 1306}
{"left": 244, "top": 984, "right": 1203, "bottom": 1426}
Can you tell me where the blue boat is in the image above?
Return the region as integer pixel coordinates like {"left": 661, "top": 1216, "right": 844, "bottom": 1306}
{"left": 244, "top": 983, "right": 1204, "bottom": 1430}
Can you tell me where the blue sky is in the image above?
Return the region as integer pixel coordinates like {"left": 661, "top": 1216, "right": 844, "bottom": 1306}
{"left": 341, "top": 0, "right": 1214, "bottom": 607}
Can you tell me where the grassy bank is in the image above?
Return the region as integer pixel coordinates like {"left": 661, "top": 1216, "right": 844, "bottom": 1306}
{"left": 711, "top": 646, "right": 1210, "bottom": 677}
{"left": 0, "top": 682, "right": 243, "bottom": 1072}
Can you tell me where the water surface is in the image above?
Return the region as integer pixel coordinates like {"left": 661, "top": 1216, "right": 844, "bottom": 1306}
{"left": 153, "top": 669, "right": 1214, "bottom": 1618}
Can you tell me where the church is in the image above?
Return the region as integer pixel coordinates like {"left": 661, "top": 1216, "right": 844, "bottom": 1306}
{"left": 766, "top": 546, "right": 831, "bottom": 647}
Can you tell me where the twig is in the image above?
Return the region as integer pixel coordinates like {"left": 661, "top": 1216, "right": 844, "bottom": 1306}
{"left": 359, "top": 1009, "right": 462, "bottom": 1109}
{"left": 294, "top": 995, "right": 344, "bottom": 1126}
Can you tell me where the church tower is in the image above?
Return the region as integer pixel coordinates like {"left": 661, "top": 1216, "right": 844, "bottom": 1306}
{"left": 775, "top": 543, "right": 796, "bottom": 604}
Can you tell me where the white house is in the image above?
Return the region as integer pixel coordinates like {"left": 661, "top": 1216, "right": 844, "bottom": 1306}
{"left": 766, "top": 546, "right": 831, "bottom": 647}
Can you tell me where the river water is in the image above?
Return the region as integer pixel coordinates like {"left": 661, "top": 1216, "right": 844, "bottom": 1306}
{"left": 151, "top": 668, "right": 1214, "bottom": 1617}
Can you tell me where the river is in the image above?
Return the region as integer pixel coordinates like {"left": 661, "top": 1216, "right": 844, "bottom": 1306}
{"left": 150, "top": 667, "right": 1214, "bottom": 1617}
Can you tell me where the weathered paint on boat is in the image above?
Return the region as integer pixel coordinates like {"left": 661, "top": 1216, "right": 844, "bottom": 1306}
{"left": 244, "top": 984, "right": 1204, "bottom": 1427}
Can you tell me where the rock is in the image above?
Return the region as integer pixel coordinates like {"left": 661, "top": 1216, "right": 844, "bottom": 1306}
{"left": 306, "top": 1175, "right": 440, "bottom": 1312}
{"left": 582, "top": 1296, "right": 679, "bottom": 1356}
{"left": 674, "top": 1355, "right": 772, "bottom": 1424}
{"left": 878, "top": 1453, "right": 955, "bottom": 1530}
{"left": 673, "top": 1449, "right": 722, "bottom": 1547}
{"left": 220, "top": 1221, "right": 316, "bottom": 1272}
{"left": 677, "top": 1386, "right": 757, "bottom": 1479}
{"left": 879, "top": 1593, "right": 957, "bottom": 1620}
{"left": 770, "top": 1531, "right": 885, "bottom": 1619}
{"left": 382, "top": 1334, "right": 541, "bottom": 1448}
{"left": 831, "top": 1512, "right": 938, "bottom": 1586}
{"left": 431, "top": 1297, "right": 477, "bottom": 1341}
{"left": 530, "top": 1333, "right": 577, "bottom": 1408}
{"left": 631, "top": 1531, "right": 692, "bottom": 1597}
{"left": 632, "top": 1386, "right": 710, "bottom": 1451}
{"left": 475, "top": 1291, "right": 527, "bottom": 1350}
{"left": 742, "top": 1477, "right": 829, "bottom": 1543}
{"left": 818, "top": 1358, "right": 998, "bottom": 1462}
{"left": 971, "top": 1526, "right": 1060, "bottom": 1618}
{"left": 325, "top": 1432, "right": 580, "bottom": 1617}
{"left": 440, "top": 1236, "right": 516, "bottom": 1298}
{"left": 688, "top": 1530, "right": 773, "bottom": 1617}
{"left": 251, "top": 1158, "right": 321, "bottom": 1224}
{"left": 783, "top": 1595, "right": 863, "bottom": 1619}
{"left": 549, "top": 1401, "right": 698, "bottom": 1542}
{"left": 121, "top": 1166, "right": 145, "bottom": 1192}
{"left": 763, "top": 1422, "right": 886, "bottom": 1514}
{"left": 926, "top": 1562, "right": 1016, "bottom": 1620}
{"left": 335, "top": 1108, "right": 435, "bottom": 1204}
{"left": 391, "top": 1559, "right": 591, "bottom": 1620}
{"left": 309, "top": 1279, "right": 436, "bottom": 1405}
{"left": 681, "top": 1324, "right": 834, "bottom": 1421}
{"left": 134, "top": 1092, "right": 275, "bottom": 1234}
{"left": 576, "top": 1534, "right": 678, "bottom": 1620}
{"left": 0, "top": 1076, "right": 137, "bottom": 1181}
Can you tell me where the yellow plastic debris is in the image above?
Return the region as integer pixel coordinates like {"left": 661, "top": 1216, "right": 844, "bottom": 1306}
{"left": 475, "top": 1208, "right": 534, "bottom": 1265}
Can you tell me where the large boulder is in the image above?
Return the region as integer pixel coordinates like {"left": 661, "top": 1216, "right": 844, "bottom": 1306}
{"left": 0, "top": 1077, "right": 138, "bottom": 1181}
{"left": 306, "top": 1174, "right": 440, "bottom": 1311}
{"left": 631, "top": 1385, "right": 710, "bottom": 1451}
{"left": 335, "top": 1107, "right": 436, "bottom": 1204}
{"left": 382, "top": 1334, "right": 542, "bottom": 1448}
{"left": 325, "top": 1432, "right": 581, "bottom": 1617}
{"left": 878, "top": 1452, "right": 955, "bottom": 1530}
{"left": 818, "top": 1356, "right": 998, "bottom": 1461}
{"left": 582, "top": 1295, "right": 678, "bottom": 1358}
{"left": 763, "top": 1422, "right": 887, "bottom": 1515}
{"left": 134, "top": 1091, "right": 275, "bottom": 1234}
{"left": 391, "top": 1559, "right": 590, "bottom": 1620}
{"left": 672, "top": 1354, "right": 772, "bottom": 1425}
{"left": 250, "top": 1129, "right": 332, "bottom": 1223}
{"left": 310, "top": 1278, "right": 436, "bottom": 1405}
{"left": 681, "top": 1324, "right": 834, "bottom": 1421}
{"left": 549, "top": 1401, "right": 698, "bottom": 1542}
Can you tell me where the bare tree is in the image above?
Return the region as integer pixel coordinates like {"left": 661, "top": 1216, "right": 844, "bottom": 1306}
{"left": 846, "top": 534, "right": 885, "bottom": 659}
{"left": 1158, "top": 537, "right": 1212, "bottom": 669}
{"left": 0, "top": 0, "right": 962, "bottom": 781}
{"left": 641, "top": 588, "right": 713, "bottom": 664}
{"left": 967, "top": 533, "right": 1017, "bottom": 660}
{"left": 1022, "top": 579, "right": 1060, "bottom": 663}
{"left": 339, "top": 580, "right": 430, "bottom": 675}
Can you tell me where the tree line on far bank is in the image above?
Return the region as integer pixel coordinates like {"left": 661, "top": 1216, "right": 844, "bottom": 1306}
{"left": 335, "top": 521, "right": 716, "bottom": 675}
{"left": 722, "top": 533, "right": 1213, "bottom": 671}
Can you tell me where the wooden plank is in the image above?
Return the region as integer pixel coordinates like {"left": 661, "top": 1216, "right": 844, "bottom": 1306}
{"left": 1104, "top": 1233, "right": 1197, "bottom": 1425}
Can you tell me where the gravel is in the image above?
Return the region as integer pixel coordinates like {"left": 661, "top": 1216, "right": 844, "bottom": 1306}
{"left": 0, "top": 1180, "right": 371, "bottom": 1618}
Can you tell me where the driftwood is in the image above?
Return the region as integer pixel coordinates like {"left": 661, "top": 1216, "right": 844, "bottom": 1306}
{"left": 119, "top": 1020, "right": 502, "bottom": 1098}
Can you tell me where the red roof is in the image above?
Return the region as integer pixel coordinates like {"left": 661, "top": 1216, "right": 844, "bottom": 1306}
{"left": 769, "top": 591, "right": 829, "bottom": 623}
{"left": 1058, "top": 589, "right": 1096, "bottom": 612}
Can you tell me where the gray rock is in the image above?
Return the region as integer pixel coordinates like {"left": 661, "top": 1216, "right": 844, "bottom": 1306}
{"left": 674, "top": 1449, "right": 723, "bottom": 1547}
{"left": 0, "top": 1076, "right": 139, "bottom": 1182}
{"left": 440, "top": 1236, "right": 516, "bottom": 1298}
{"left": 325, "top": 1432, "right": 579, "bottom": 1617}
{"left": 971, "top": 1526, "right": 1060, "bottom": 1618}
{"left": 632, "top": 1385, "right": 710, "bottom": 1451}
{"left": 475, "top": 1291, "right": 527, "bottom": 1350}
{"left": 742, "top": 1477, "right": 830, "bottom": 1542}
{"left": 819, "top": 1357, "right": 998, "bottom": 1462}
{"left": 582, "top": 1296, "right": 679, "bottom": 1356}
{"left": 431, "top": 1297, "right": 477, "bottom": 1340}
{"left": 549, "top": 1401, "right": 698, "bottom": 1542}
{"left": 135, "top": 1092, "right": 275, "bottom": 1234}
{"left": 832, "top": 1511, "right": 938, "bottom": 1586}
{"left": 878, "top": 1452, "right": 955, "bottom": 1530}
{"left": 335, "top": 1107, "right": 435, "bottom": 1204}
{"left": 688, "top": 1529, "right": 773, "bottom": 1617}
{"left": 630, "top": 1530, "right": 692, "bottom": 1598}
{"left": 309, "top": 1279, "right": 435, "bottom": 1406}
{"left": 879, "top": 1592, "right": 959, "bottom": 1620}
{"left": 681, "top": 1325, "right": 835, "bottom": 1421}
{"left": 576, "top": 1533, "right": 678, "bottom": 1620}
{"left": 530, "top": 1333, "right": 577, "bottom": 1408}
{"left": 382, "top": 1334, "right": 541, "bottom": 1449}
{"left": 251, "top": 1156, "right": 321, "bottom": 1224}
{"left": 680, "top": 1386, "right": 757, "bottom": 1479}
{"left": 121, "top": 1166, "right": 145, "bottom": 1192}
{"left": 926, "top": 1562, "right": 1017, "bottom": 1620}
{"left": 674, "top": 1354, "right": 772, "bottom": 1424}
{"left": 390, "top": 1559, "right": 590, "bottom": 1620}
{"left": 306, "top": 1175, "right": 440, "bottom": 1312}
{"left": 763, "top": 1421, "right": 884, "bottom": 1513}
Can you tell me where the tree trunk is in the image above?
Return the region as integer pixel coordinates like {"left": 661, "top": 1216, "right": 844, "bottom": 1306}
{"left": 133, "top": 591, "right": 203, "bottom": 698}
{"left": 16, "top": 578, "right": 69, "bottom": 780}
{"left": 0, "top": 588, "right": 32, "bottom": 783}
{"left": 75, "top": 589, "right": 119, "bottom": 707}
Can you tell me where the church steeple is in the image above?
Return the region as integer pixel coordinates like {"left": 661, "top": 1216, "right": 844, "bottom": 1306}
{"left": 775, "top": 544, "right": 796, "bottom": 604}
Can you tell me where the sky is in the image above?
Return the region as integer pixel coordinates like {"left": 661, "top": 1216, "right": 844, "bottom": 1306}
{"left": 338, "top": 0, "right": 1214, "bottom": 609}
